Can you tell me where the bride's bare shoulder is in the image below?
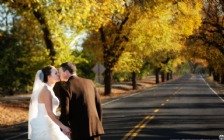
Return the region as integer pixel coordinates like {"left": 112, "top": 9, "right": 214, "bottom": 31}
{"left": 38, "top": 86, "right": 52, "bottom": 103}
{"left": 40, "top": 86, "right": 52, "bottom": 96}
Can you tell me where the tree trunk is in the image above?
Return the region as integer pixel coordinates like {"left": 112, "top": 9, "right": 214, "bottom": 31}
{"left": 99, "top": 12, "right": 129, "bottom": 95}
{"left": 161, "top": 72, "right": 165, "bottom": 82}
{"left": 213, "top": 72, "right": 220, "bottom": 82}
{"left": 213, "top": 72, "right": 216, "bottom": 81}
{"left": 155, "top": 68, "right": 160, "bottom": 84}
{"left": 33, "top": 10, "right": 55, "bottom": 65}
{"left": 167, "top": 73, "right": 170, "bottom": 81}
{"left": 221, "top": 73, "right": 224, "bottom": 84}
{"left": 209, "top": 67, "right": 213, "bottom": 76}
{"left": 217, "top": 73, "right": 220, "bottom": 82}
{"left": 104, "top": 68, "right": 112, "bottom": 95}
{"left": 170, "top": 71, "right": 173, "bottom": 79}
{"left": 132, "top": 72, "right": 137, "bottom": 90}
{"left": 8, "top": 89, "right": 14, "bottom": 96}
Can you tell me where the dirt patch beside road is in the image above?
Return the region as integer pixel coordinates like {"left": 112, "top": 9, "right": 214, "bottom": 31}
{"left": 0, "top": 101, "right": 28, "bottom": 126}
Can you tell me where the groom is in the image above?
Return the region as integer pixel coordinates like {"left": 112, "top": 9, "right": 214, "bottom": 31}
{"left": 56, "top": 62, "right": 104, "bottom": 140}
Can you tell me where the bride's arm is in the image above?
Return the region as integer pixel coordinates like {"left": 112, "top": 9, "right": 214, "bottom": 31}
{"left": 40, "top": 88, "right": 70, "bottom": 134}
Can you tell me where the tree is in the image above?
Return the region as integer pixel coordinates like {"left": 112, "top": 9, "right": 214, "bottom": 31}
{"left": 185, "top": 37, "right": 224, "bottom": 82}
{"left": 0, "top": 5, "right": 47, "bottom": 94}
{"left": 0, "top": 30, "right": 22, "bottom": 95}
{"left": 186, "top": 0, "right": 224, "bottom": 82}
{"left": 1, "top": 0, "right": 124, "bottom": 64}
{"left": 83, "top": 0, "right": 202, "bottom": 95}
{"left": 127, "top": 0, "right": 202, "bottom": 83}
{"left": 113, "top": 51, "right": 143, "bottom": 89}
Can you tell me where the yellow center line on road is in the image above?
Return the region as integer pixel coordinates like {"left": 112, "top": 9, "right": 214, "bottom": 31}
{"left": 121, "top": 116, "right": 155, "bottom": 140}
{"left": 122, "top": 87, "right": 183, "bottom": 140}
{"left": 154, "top": 109, "right": 159, "bottom": 113}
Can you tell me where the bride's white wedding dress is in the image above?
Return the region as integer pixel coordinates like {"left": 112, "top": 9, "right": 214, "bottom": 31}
{"left": 29, "top": 84, "right": 69, "bottom": 140}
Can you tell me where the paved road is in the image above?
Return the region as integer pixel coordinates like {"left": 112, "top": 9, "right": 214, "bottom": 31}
{"left": 1, "top": 74, "right": 224, "bottom": 140}
{"left": 101, "top": 74, "right": 224, "bottom": 140}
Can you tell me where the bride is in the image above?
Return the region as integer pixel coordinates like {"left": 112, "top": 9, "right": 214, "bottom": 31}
{"left": 28, "top": 66, "right": 70, "bottom": 140}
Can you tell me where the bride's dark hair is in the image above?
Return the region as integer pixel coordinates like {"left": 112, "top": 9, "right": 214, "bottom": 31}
{"left": 41, "top": 66, "right": 53, "bottom": 83}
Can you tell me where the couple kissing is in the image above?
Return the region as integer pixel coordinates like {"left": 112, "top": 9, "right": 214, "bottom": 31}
{"left": 28, "top": 62, "right": 104, "bottom": 140}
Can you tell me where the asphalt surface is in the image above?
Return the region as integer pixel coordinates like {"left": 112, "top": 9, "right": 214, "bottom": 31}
{"left": 1, "top": 74, "right": 224, "bottom": 140}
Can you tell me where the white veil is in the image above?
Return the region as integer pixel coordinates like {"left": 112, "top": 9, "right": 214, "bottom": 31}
{"left": 28, "top": 70, "right": 45, "bottom": 139}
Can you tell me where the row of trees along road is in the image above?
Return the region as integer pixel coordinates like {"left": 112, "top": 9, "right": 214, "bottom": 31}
{"left": 186, "top": 0, "right": 224, "bottom": 84}
{"left": 0, "top": 0, "right": 223, "bottom": 95}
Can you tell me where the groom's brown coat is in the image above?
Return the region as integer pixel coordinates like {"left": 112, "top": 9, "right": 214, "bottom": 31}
{"left": 57, "top": 76, "right": 104, "bottom": 140}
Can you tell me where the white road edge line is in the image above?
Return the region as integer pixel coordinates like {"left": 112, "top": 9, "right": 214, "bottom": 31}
{"left": 201, "top": 75, "right": 224, "bottom": 103}
{"left": 6, "top": 86, "right": 157, "bottom": 140}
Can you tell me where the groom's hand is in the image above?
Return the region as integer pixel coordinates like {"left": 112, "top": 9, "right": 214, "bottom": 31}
{"left": 61, "top": 125, "right": 71, "bottom": 136}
